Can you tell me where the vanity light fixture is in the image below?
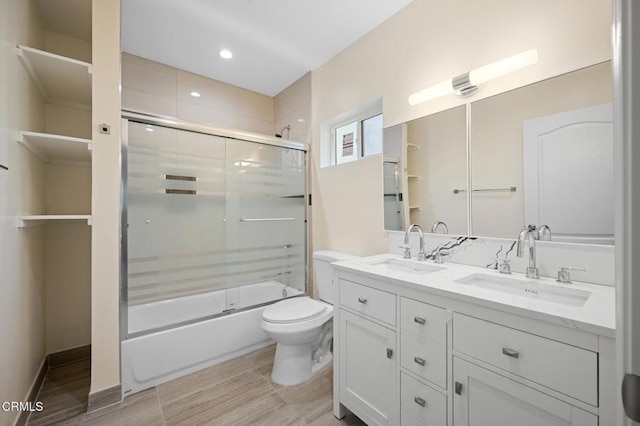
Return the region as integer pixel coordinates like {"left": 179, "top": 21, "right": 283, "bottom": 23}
{"left": 408, "top": 49, "right": 538, "bottom": 106}
{"left": 190, "top": 91, "right": 201, "bottom": 97}
{"left": 219, "top": 49, "right": 233, "bottom": 59}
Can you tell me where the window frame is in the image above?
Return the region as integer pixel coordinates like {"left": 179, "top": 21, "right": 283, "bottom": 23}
{"left": 330, "top": 107, "right": 383, "bottom": 165}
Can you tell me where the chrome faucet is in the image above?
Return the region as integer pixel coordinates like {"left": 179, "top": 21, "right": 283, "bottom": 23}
{"left": 517, "top": 225, "right": 539, "bottom": 279}
{"left": 431, "top": 221, "right": 449, "bottom": 234}
{"left": 401, "top": 224, "right": 427, "bottom": 261}
{"left": 537, "top": 225, "right": 551, "bottom": 241}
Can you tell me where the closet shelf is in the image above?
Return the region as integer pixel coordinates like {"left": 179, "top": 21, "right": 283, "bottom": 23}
{"left": 409, "top": 206, "right": 421, "bottom": 211}
{"left": 18, "top": 131, "right": 92, "bottom": 164}
{"left": 17, "top": 45, "right": 92, "bottom": 109}
{"left": 407, "top": 143, "right": 420, "bottom": 151}
{"left": 408, "top": 175, "right": 420, "bottom": 181}
{"left": 17, "top": 215, "right": 92, "bottom": 228}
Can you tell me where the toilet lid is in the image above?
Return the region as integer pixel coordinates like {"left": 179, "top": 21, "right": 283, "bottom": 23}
{"left": 263, "top": 297, "right": 328, "bottom": 324}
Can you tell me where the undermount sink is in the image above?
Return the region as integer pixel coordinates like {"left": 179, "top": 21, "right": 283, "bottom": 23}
{"left": 454, "top": 273, "right": 591, "bottom": 307}
{"left": 368, "top": 258, "right": 446, "bottom": 276}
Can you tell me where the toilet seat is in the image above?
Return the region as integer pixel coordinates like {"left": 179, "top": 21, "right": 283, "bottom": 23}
{"left": 263, "top": 297, "right": 328, "bottom": 324}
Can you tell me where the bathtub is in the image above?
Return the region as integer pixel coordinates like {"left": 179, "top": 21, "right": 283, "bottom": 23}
{"left": 121, "top": 281, "right": 303, "bottom": 395}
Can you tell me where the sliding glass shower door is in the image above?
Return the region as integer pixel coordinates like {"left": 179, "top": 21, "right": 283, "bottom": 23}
{"left": 124, "top": 119, "right": 307, "bottom": 336}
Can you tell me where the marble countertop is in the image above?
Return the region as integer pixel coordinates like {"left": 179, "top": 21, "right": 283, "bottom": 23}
{"left": 332, "top": 254, "right": 616, "bottom": 338}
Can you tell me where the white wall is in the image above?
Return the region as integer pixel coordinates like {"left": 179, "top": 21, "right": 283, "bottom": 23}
{"left": 90, "top": 0, "right": 121, "bottom": 397}
{"left": 311, "top": 0, "right": 612, "bottom": 256}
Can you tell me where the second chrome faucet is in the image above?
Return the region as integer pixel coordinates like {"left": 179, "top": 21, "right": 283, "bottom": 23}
{"left": 517, "top": 225, "right": 539, "bottom": 279}
{"left": 402, "top": 224, "right": 427, "bottom": 260}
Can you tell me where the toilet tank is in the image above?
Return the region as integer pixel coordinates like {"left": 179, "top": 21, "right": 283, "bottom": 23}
{"left": 313, "top": 250, "right": 359, "bottom": 304}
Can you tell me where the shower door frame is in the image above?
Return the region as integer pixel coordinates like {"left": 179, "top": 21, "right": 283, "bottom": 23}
{"left": 119, "top": 110, "right": 310, "bottom": 341}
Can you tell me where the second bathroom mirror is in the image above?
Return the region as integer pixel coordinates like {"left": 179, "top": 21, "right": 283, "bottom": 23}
{"left": 470, "top": 61, "right": 613, "bottom": 244}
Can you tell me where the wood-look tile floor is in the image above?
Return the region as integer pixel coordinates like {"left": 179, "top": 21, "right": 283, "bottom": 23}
{"left": 27, "top": 344, "right": 366, "bottom": 426}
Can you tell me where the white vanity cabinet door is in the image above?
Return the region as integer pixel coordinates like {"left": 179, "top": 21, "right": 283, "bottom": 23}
{"left": 339, "top": 309, "right": 398, "bottom": 425}
{"left": 453, "top": 313, "right": 597, "bottom": 405}
{"left": 453, "top": 357, "right": 597, "bottom": 426}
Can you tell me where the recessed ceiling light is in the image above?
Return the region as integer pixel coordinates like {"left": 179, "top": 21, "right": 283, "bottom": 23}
{"left": 220, "top": 49, "right": 233, "bottom": 59}
{"left": 190, "top": 91, "right": 201, "bottom": 97}
{"left": 145, "top": 126, "right": 154, "bottom": 132}
{"left": 297, "top": 118, "right": 305, "bottom": 123}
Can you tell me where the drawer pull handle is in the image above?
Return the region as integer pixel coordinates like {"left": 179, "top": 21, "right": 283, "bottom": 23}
{"left": 502, "top": 347, "right": 520, "bottom": 359}
{"left": 387, "top": 348, "right": 393, "bottom": 359}
{"left": 414, "top": 317, "right": 426, "bottom": 325}
{"left": 358, "top": 297, "right": 367, "bottom": 304}
{"left": 414, "top": 396, "right": 426, "bottom": 407}
{"left": 455, "top": 382, "right": 463, "bottom": 395}
{"left": 414, "top": 357, "right": 426, "bottom": 366}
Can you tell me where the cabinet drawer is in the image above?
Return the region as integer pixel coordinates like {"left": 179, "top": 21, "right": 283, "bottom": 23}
{"left": 340, "top": 280, "right": 396, "bottom": 326}
{"left": 401, "top": 337, "right": 447, "bottom": 389}
{"left": 400, "top": 297, "right": 447, "bottom": 347}
{"left": 400, "top": 372, "right": 446, "bottom": 426}
{"left": 453, "top": 313, "right": 598, "bottom": 406}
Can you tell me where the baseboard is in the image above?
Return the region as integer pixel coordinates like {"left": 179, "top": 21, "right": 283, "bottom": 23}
{"left": 87, "top": 385, "right": 121, "bottom": 413}
{"left": 48, "top": 344, "right": 91, "bottom": 368}
{"left": 13, "top": 358, "right": 47, "bottom": 426}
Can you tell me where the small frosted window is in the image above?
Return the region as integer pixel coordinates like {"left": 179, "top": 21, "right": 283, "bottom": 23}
{"left": 362, "top": 114, "right": 383, "bottom": 157}
{"left": 334, "top": 121, "right": 358, "bottom": 165}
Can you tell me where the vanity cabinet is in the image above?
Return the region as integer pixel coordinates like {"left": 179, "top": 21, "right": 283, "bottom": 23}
{"left": 452, "top": 357, "right": 597, "bottom": 426}
{"left": 338, "top": 281, "right": 398, "bottom": 425}
{"left": 333, "top": 269, "right": 614, "bottom": 426}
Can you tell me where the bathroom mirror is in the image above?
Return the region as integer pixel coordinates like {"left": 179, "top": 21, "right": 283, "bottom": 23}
{"left": 470, "top": 61, "right": 613, "bottom": 244}
{"left": 382, "top": 105, "right": 468, "bottom": 234}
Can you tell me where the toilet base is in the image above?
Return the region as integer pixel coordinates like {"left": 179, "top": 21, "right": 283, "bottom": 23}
{"left": 271, "top": 344, "right": 333, "bottom": 386}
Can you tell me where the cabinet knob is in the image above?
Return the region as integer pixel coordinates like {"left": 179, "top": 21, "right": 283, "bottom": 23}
{"left": 455, "top": 382, "right": 463, "bottom": 395}
{"left": 414, "top": 396, "right": 426, "bottom": 407}
{"left": 414, "top": 356, "right": 426, "bottom": 366}
{"left": 358, "top": 297, "right": 367, "bottom": 304}
{"left": 502, "top": 347, "right": 520, "bottom": 359}
{"left": 387, "top": 348, "right": 393, "bottom": 359}
{"left": 414, "top": 317, "right": 426, "bottom": 325}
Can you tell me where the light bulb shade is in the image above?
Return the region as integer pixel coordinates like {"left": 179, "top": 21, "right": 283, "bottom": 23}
{"left": 468, "top": 49, "right": 538, "bottom": 86}
{"left": 408, "top": 49, "right": 538, "bottom": 106}
{"left": 408, "top": 78, "right": 453, "bottom": 106}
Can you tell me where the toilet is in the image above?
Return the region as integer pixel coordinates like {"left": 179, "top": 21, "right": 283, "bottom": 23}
{"left": 261, "top": 250, "right": 358, "bottom": 386}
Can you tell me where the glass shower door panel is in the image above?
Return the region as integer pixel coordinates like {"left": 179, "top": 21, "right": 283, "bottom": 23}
{"left": 127, "top": 122, "right": 177, "bottom": 306}
{"left": 127, "top": 123, "right": 227, "bottom": 319}
{"left": 225, "top": 139, "right": 306, "bottom": 311}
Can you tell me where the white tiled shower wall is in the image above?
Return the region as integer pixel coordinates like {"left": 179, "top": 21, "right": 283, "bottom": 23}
{"left": 121, "top": 53, "right": 312, "bottom": 143}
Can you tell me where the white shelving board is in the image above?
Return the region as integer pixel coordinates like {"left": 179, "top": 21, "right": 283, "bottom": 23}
{"left": 17, "top": 215, "right": 92, "bottom": 228}
{"left": 18, "top": 132, "right": 91, "bottom": 164}
{"left": 17, "top": 45, "right": 92, "bottom": 109}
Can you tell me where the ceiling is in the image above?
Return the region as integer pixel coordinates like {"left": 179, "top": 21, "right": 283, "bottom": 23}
{"left": 121, "top": 0, "right": 413, "bottom": 97}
